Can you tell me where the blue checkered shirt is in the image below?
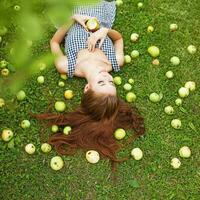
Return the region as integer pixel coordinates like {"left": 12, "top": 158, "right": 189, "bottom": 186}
{"left": 64, "top": 0, "right": 121, "bottom": 78}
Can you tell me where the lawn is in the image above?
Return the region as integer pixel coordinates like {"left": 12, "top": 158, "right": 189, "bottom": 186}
{"left": 0, "top": 0, "right": 200, "bottom": 199}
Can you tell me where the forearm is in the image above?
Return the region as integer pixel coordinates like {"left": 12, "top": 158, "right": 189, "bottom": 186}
{"left": 114, "top": 38, "right": 125, "bottom": 66}
{"left": 50, "top": 42, "right": 64, "bottom": 57}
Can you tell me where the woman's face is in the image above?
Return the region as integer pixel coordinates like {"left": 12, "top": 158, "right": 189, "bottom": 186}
{"left": 84, "top": 71, "right": 116, "bottom": 95}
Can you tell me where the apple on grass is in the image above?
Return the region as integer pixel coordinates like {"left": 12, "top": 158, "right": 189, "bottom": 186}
{"left": 179, "top": 146, "right": 191, "bottom": 158}
{"left": 39, "top": 63, "right": 47, "bottom": 71}
{"left": 164, "top": 106, "right": 174, "bottom": 115}
{"left": 170, "top": 56, "right": 180, "bottom": 66}
{"left": 148, "top": 46, "right": 160, "bottom": 57}
{"left": 178, "top": 87, "right": 189, "bottom": 98}
{"left": 170, "top": 24, "right": 178, "bottom": 32}
{"left": 137, "top": 2, "right": 143, "bottom": 8}
{"left": 126, "top": 92, "right": 136, "bottom": 102}
{"left": 128, "top": 78, "right": 134, "bottom": 84}
{"left": 25, "top": 143, "right": 36, "bottom": 154}
{"left": 165, "top": 71, "right": 174, "bottom": 79}
{"left": 187, "top": 45, "right": 197, "bottom": 54}
{"left": 0, "top": 98, "right": 5, "bottom": 107}
{"left": 152, "top": 59, "right": 160, "bottom": 66}
{"left": 1, "top": 68, "right": 9, "bottom": 76}
{"left": 131, "top": 50, "right": 139, "bottom": 58}
{"left": 171, "top": 119, "right": 181, "bottom": 129}
{"left": 50, "top": 156, "right": 64, "bottom": 170}
{"left": 175, "top": 98, "right": 182, "bottom": 106}
{"left": 0, "top": 26, "right": 8, "bottom": 36}
{"left": 85, "top": 18, "right": 100, "bottom": 32}
{"left": 149, "top": 93, "right": 162, "bottom": 103}
{"left": 64, "top": 90, "right": 73, "bottom": 100}
{"left": 115, "top": 0, "right": 123, "bottom": 6}
{"left": 130, "top": 33, "right": 139, "bottom": 42}
{"left": 86, "top": 150, "right": 100, "bottom": 164}
{"left": 114, "top": 128, "right": 126, "bottom": 140}
{"left": 21, "top": 120, "right": 31, "bottom": 129}
{"left": 0, "top": 60, "right": 8, "bottom": 68}
{"left": 123, "top": 83, "right": 132, "bottom": 91}
{"left": 16, "top": 90, "right": 26, "bottom": 101}
{"left": 41, "top": 143, "right": 52, "bottom": 153}
{"left": 147, "top": 26, "right": 154, "bottom": 33}
{"left": 55, "top": 101, "right": 66, "bottom": 112}
{"left": 51, "top": 125, "right": 59, "bottom": 133}
{"left": 184, "top": 81, "right": 196, "bottom": 92}
{"left": 60, "top": 74, "right": 67, "bottom": 80}
{"left": 171, "top": 158, "right": 181, "bottom": 169}
{"left": 63, "top": 126, "right": 72, "bottom": 135}
{"left": 37, "top": 76, "right": 44, "bottom": 84}
{"left": 58, "top": 81, "right": 65, "bottom": 87}
{"left": 113, "top": 76, "right": 122, "bottom": 85}
{"left": 14, "top": 5, "right": 21, "bottom": 11}
{"left": 124, "top": 55, "right": 131, "bottom": 63}
{"left": 131, "top": 148, "right": 143, "bottom": 160}
{"left": 1, "top": 129, "right": 14, "bottom": 142}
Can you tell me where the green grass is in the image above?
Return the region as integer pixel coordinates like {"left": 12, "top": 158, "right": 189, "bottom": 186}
{"left": 1, "top": 0, "right": 200, "bottom": 199}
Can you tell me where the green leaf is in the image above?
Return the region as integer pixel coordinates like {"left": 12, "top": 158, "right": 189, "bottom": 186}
{"left": 7, "top": 138, "right": 15, "bottom": 149}
{"left": 179, "top": 107, "right": 188, "bottom": 113}
{"left": 188, "top": 122, "right": 197, "bottom": 133}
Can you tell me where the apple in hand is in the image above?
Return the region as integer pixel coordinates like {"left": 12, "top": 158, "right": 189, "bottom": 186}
{"left": 86, "top": 18, "right": 100, "bottom": 32}
{"left": 50, "top": 156, "right": 64, "bottom": 170}
{"left": 1, "top": 129, "right": 14, "bottom": 142}
{"left": 114, "top": 128, "right": 126, "bottom": 140}
{"left": 25, "top": 143, "right": 36, "bottom": 154}
{"left": 86, "top": 150, "right": 100, "bottom": 164}
{"left": 179, "top": 146, "right": 191, "bottom": 158}
{"left": 41, "top": 143, "right": 52, "bottom": 153}
{"left": 131, "top": 148, "right": 143, "bottom": 160}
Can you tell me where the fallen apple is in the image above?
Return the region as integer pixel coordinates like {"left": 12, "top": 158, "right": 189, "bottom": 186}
{"left": 165, "top": 70, "right": 174, "bottom": 79}
{"left": 14, "top": 5, "right": 21, "bottom": 11}
{"left": 113, "top": 76, "right": 122, "bottom": 85}
{"left": 147, "top": 26, "right": 154, "bottom": 33}
{"left": 21, "top": 120, "right": 31, "bottom": 129}
{"left": 1, "top": 68, "right": 9, "bottom": 76}
{"left": 171, "top": 119, "right": 182, "bottom": 129}
{"left": 131, "top": 50, "right": 139, "bottom": 58}
{"left": 0, "top": 60, "right": 8, "bottom": 68}
{"left": 64, "top": 90, "right": 73, "bottom": 100}
{"left": 50, "top": 156, "right": 64, "bottom": 170}
{"left": 63, "top": 126, "right": 72, "bottom": 135}
{"left": 114, "top": 128, "right": 126, "bottom": 140}
{"left": 131, "top": 148, "right": 143, "bottom": 160}
{"left": 60, "top": 74, "right": 67, "bottom": 80}
{"left": 184, "top": 81, "right": 196, "bottom": 92}
{"left": 37, "top": 76, "right": 44, "bottom": 84}
{"left": 86, "top": 18, "right": 100, "bottom": 32}
{"left": 16, "top": 90, "right": 26, "bottom": 101}
{"left": 126, "top": 92, "right": 136, "bottom": 102}
{"left": 0, "top": 36, "right": 2, "bottom": 43}
{"left": 148, "top": 46, "right": 160, "bottom": 57}
{"left": 41, "top": 143, "right": 52, "bottom": 153}
{"left": 164, "top": 105, "right": 174, "bottom": 115}
{"left": 171, "top": 158, "right": 181, "bottom": 169}
{"left": 123, "top": 83, "right": 132, "bottom": 91}
{"left": 1, "top": 129, "right": 14, "bottom": 142}
{"left": 175, "top": 98, "right": 182, "bottom": 106}
{"left": 137, "top": 2, "right": 143, "bottom": 8}
{"left": 39, "top": 62, "right": 47, "bottom": 71}
{"left": 115, "top": 0, "right": 123, "bottom": 6}
{"left": 170, "top": 56, "right": 180, "bottom": 66}
{"left": 58, "top": 81, "right": 65, "bottom": 87}
{"left": 149, "top": 92, "right": 162, "bottom": 103}
{"left": 128, "top": 78, "right": 134, "bottom": 84}
{"left": 130, "top": 33, "right": 139, "bottom": 42}
{"left": 179, "top": 146, "right": 191, "bottom": 158}
{"left": 26, "top": 40, "right": 33, "bottom": 47}
{"left": 0, "top": 26, "right": 8, "bottom": 36}
{"left": 124, "top": 55, "right": 131, "bottom": 63}
{"left": 170, "top": 24, "right": 178, "bottom": 32}
{"left": 51, "top": 125, "right": 59, "bottom": 133}
{"left": 187, "top": 45, "right": 197, "bottom": 54}
{"left": 152, "top": 59, "right": 160, "bottom": 66}
{"left": 0, "top": 98, "right": 5, "bottom": 107}
{"left": 54, "top": 101, "right": 66, "bottom": 112}
{"left": 25, "top": 143, "right": 36, "bottom": 154}
{"left": 178, "top": 87, "right": 189, "bottom": 98}
{"left": 86, "top": 150, "right": 100, "bottom": 164}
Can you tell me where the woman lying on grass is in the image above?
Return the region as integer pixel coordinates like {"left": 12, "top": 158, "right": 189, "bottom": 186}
{"left": 31, "top": 0, "right": 145, "bottom": 173}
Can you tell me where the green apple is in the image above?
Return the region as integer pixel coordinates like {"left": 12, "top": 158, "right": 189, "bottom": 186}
{"left": 25, "top": 143, "right": 36, "bottom": 154}
{"left": 187, "top": 45, "right": 197, "bottom": 54}
{"left": 128, "top": 78, "right": 134, "bottom": 84}
{"left": 171, "top": 158, "right": 181, "bottom": 169}
{"left": 50, "top": 156, "right": 64, "bottom": 170}
{"left": 149, "top": 92, "right": 162, "bottom": 103}
{"left": 126, "top": 92, "right": 136, "bottom": 102}
{"left": 0, "top": 36, "right": 2, "bottom": 43}
{"left": 58, "top": 81, "right": 65, "bottom": 87}
{"left": 41, "top": 143, "right": 52, "bottom": 153}
{"left": 86, "top": 18, "right": 100, "bottom": 32}
{"left": 137, "top": 2, "right": 143, "bottom": 8}
{"left": 115, "top": 0, "right": 123, "bottom": 6}
{"left": 184, "top": 81, "right": 196, "bottom": 92}
{"left": 124, "top": 55, "right": 131, "bottom": 63}
{"left": 64, "top": 90, "right": 73, "bottom": 100}
{"left": 114, "top": 128, "right": 126, "bottom": 140}
{"left": 130, "top": 33, "right": 139, "bottom": 42}
{"left": 175, "top": 98, "right": 182, "bottom": 106}
{"left": 147, "top": 26, "right": 154, "bottom": 33}
{"left": 1, "top": 129, "right": 14, "bottom": 142}
{"left": 0, "top": 60, "right": 8, "bottom": 68}
{"left": 37, "top": 76, "right": 44, "bottom": 84}
{"left": 21, "top": 120, "right": 31, "bottom": 129}
{"left": 63, "top": 126, "right": 72, "bottom": 135}
{"left": 164, "top": 106, "right": 174, "bottom": 115}
{"left": 16, "top": 90, "right": 26, "bottom": 101}
{"left": 113, "top": 76, "right": 122, "bottom": 85}
{"left": 1, "top": 68, "right": 9, "bottom": 76}
{"left": 131, "top": 148, "right": 143, "bottom": 160}
{"left": 51, "top": 125, "right": 59, "bottom": 133}
{"left": 39, "top": 62, "right": 47, "bottom": 71}
{"left": 170, "top": 24, "right": 178, "bottom": 32}
{"left": 131, "top": 50, "right": 139, "bottom": 58}
{"left": 14, "top": 5, "right": 21, "bottom": 11}
{"left": 171, "top": 119, "right": 182, "bottom": 129}
{"left": 179, "top": 146, "right": 191, "bottom": 158}
{"left": 123, "top": 83, "right": 132, "bottom": 91}
{"left": 178, "top": 87, "right": 189, "bottom": 98}
{"left": 152, "top": 59, "right": 160, "bottom": 66}
{"left": 0, "top": 26, "right": 8, "bottom": 36}
{"left": 54, "top": 101, "right": 66, "bottom": 112}
{"left": 165, "top": 70, "right": 174, "bottom": 79}
{"left": 26, "top": 40, "right": 33, "bottom": 47}
{"left": 0, "top": 98, "right": 5, "bottom": 107}
{"left": 148, "top": 46, "right": 160, "bottom": 57}
{"left": 170, "top": 56, "right": 180, "bottom": 65}
{"left": 60, "top": 74, "right": 67, "bottom": 80}
{"left": 86, "top": 150, "right": 100, "bottom": 164}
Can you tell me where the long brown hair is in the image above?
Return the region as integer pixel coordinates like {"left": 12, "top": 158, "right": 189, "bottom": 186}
{"left": 30, "top": 89, "right": 145, "bottom": 173}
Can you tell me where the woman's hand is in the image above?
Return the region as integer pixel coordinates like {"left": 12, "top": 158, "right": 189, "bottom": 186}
{"left": 72, "top": 14, "right": 98, "bottom": 31}
{"left": 87, "top": 27, "right": 109, "bottom": 52}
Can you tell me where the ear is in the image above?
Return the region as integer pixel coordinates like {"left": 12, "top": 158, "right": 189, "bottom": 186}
{"left": 84, "top": 83, "right": 90, "bottom": 93}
